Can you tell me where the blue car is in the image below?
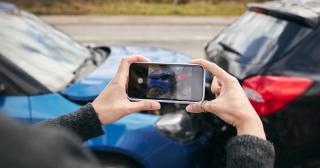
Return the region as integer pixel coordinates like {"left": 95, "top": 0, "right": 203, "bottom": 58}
{"left": 0, "top": 2, "right": 212, "bottom": 168}
{"left": 148, "top": 71, "right": 177, "bottom": 98}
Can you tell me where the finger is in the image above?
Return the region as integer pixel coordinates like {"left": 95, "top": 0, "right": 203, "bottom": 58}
{"left": 189, "top": 59, "right": 232, "bottom": 82}
{"left": 212, "top": 77, "right": 222, "bottom": 96}
{"left": 128, "top": 101, "right": 161, "bottom": 113}
{"left": 186, "top": 102, "right": 203, "bottom": 113}
{"left": 115, "top": 55, "right": 150, "bottom": 83}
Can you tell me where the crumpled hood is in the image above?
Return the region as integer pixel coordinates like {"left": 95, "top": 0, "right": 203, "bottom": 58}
{"left": 60, "top": 45, "right": 192, "bottom": 101}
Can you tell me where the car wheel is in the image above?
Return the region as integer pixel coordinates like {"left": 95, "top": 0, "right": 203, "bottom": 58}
{"left": 94, "top": 152, "right": 143, "bottom": 168}
{"left": 148, "top": 87, "right": 164, "bottom": 97}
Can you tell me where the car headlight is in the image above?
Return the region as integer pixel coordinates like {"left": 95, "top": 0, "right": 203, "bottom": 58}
{"left": 155, "top": 110, "right": 196, "bottom": 142}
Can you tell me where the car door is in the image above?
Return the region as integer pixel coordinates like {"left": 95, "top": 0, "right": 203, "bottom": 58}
{"left": 0, "top": 76, "right": 31, "bottom": 123}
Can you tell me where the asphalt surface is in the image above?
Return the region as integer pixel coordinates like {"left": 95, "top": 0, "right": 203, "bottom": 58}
{"left": 41, "top": 16, "right": 236, "bottom": 58}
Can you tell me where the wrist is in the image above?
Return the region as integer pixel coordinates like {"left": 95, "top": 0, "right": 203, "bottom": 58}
{"left": 91, "top": 102, "right": 108, "bottom": 125}
{"left": 236, "top": 118, "right": 266, "bottom": 140}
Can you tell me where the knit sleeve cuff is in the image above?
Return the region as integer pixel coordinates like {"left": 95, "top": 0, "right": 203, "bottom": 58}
{"left": 38, "top": 103, "right": 105, "bottom": 141}
{"left": 226, "top": 135, "right": 275, "bottom": 168}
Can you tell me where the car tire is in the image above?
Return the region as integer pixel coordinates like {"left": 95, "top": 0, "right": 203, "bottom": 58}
{"left": 148, "top": 87, "right": 164, "bottom": 97}
{"left": 94, "top": 152, "right": 143, "bottom": 168}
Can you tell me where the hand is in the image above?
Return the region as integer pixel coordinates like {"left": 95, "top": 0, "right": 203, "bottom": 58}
{"left": 92, "top": 56, "right": 161, "bottom": 125}
{"left": 186, "top": 59, "right": 266, "bottom": 140}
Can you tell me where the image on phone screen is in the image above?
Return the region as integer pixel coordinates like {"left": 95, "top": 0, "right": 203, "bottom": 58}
{"left": 128, "top": 63, "right": 204, "bottom": 103}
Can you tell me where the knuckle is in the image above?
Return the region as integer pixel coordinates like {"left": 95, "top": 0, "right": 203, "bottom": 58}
{"left": 210, "top": 62, "right": 217, "bottom": 65}
{"left": 206, "top": 102, "right": 213, "bottom": 110}
{"left": 212, "top": 86, "right": 216, "bottom": 92}
{"left": 208, "top": 61, "right": 216, "bottom": 67}
{"left": 229, "top": 76, "right": 239, "bottom": 83}
{"left": 202, "top": 59, "right": 210, "bottom": 65}
{"left": 208, "top": 101, "right": 217, "bottom": 110}
{"left": 121, "top": 57, "right": 130, "bottom": 64}
{"left": 194, "top": 58, "right": 204, "bottom": 64}
{"left": 211, "top": 86, "right": 215, "bottom": 92}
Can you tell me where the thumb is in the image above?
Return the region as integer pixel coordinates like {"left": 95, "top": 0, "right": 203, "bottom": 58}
{"left": 128, "top": 101, "right": 161, "bottom": 113}
{"left": 186, "top": 102, "right": 203, "bottom": 113}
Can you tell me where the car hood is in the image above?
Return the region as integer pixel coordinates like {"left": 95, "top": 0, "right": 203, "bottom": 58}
{"left": 60, "top": 45, "right": 192, "bottom": 101}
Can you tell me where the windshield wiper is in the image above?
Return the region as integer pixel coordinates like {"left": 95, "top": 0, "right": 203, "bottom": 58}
{"left": 219, "top": 42, "right": 242, "bottom": 56}
{"left": 70, "top": 57, "right": 90, "bottom": 83}
{"left": 70, "top": 47, "right": 106, "bottom": 84}
{"left": 72, "top": 47, "right": 98, "bottom": 75}
{"left": 87, "top": 47, "right": 99, "bottom": 65}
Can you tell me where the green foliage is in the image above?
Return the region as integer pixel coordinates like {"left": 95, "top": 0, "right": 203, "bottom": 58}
{"left": 6, "top": 0, "right": 270, "bottom": 6}
{"left": 4, "top": 0, "right": 270, "bottom": 15}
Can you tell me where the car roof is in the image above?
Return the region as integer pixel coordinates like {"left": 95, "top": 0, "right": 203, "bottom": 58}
{"left": 248, "top": 0, "right": 320, "bottom": 27}
{"left": 273, "top": 0, "right": 320, "bottom": 14}
{"left": 284, "top": 0, "right": 320, "bottom": 13}
{"left": 0, "top": 2, "right": 16, "bottom": 13}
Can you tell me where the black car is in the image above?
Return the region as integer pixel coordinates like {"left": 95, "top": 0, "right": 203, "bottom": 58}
{"left": 205, "top": 0, "right": 320, "bottom": 167}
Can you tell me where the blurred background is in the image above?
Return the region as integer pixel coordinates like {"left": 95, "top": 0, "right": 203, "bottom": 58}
{"left": 3, "top": 1, "right": 320, "bottom": 168}
{"left": 3, "top": 0, "right": 270, "bottom": 58}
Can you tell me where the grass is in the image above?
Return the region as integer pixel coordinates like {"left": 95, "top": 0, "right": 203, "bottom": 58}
{"left": 15, "top": 2, "right": 246, "bottom": 16}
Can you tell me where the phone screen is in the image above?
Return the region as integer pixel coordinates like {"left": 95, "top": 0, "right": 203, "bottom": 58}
{"left": 128, "top": 63, "right": 205, "bottom": 103}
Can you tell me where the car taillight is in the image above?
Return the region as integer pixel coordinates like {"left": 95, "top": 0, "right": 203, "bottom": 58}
{"left": 242, "top": 75, "right": 313, "bottom": 117}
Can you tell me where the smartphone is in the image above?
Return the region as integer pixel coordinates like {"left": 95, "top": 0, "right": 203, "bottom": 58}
{"left": 128, "top": 62, "right": 205, "bottom": 104}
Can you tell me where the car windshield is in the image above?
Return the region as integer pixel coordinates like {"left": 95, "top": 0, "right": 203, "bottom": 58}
{"left": 0, "top": 10, "right": 91, "bottom": 91}
{"left": 212, "top": 11, "right": 312, "bottom": 62}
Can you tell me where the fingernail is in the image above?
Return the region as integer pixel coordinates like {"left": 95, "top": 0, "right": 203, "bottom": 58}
{"left": 151, "top": 102, "right": 161, "bottom": 109}
{"left": 186, "top": 105, "right": 192, "bottom": 112}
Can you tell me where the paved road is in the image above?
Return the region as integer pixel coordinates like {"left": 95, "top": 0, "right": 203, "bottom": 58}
{"left": 41, "top": 16, "right": 236, "bottom": 58}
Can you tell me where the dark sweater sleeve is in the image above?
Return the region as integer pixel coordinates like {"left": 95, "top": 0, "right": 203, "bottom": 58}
{"left": 0, "top": 112, "right": 103, "bottom": 168}
{"left": 226, "top": 135, "right": 275, "bottom": 168}
{"left": 37, "top": 103, "right": 104, "bottom": 141}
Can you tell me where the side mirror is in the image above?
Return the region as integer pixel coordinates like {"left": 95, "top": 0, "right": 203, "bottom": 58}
{"left": 155, "top": 110, "right": 196, "bottom": 142}
{"left": 0, "top": 82, "right": 6, "bottom": 94}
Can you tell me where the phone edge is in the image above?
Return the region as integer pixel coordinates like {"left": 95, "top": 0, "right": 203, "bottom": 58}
{"left": 127, "top": 62, "right": 206, "bottom": 104}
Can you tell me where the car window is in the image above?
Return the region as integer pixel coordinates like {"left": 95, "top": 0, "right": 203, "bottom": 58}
{"left": 210, "top": 11, "right": 312, "bottom": 63}
{"left": 0, "top": 74, "right": 17, "bottom": 95}
{"left": 0, "top": 10, "right": 91, "bottom": 91}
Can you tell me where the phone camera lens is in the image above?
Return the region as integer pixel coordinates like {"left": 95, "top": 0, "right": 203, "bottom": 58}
{"left": 137, "top": 78, "right": 144, "bottom": 84}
